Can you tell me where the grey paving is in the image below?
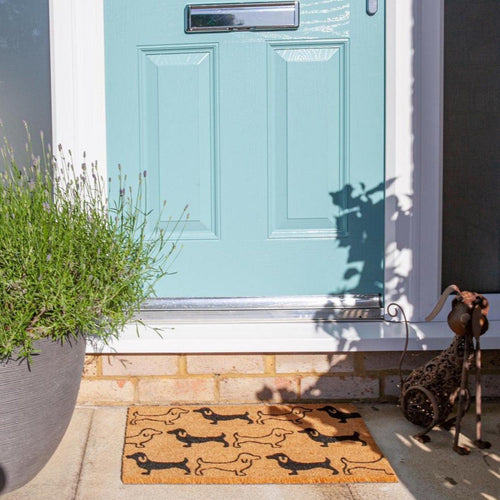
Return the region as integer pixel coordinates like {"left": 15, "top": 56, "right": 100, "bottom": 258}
{"left": 2, "top": 403, "right": 500, "bottom": 500}
{"left": 1, "top": 408, "right": 94, "bottom": 500}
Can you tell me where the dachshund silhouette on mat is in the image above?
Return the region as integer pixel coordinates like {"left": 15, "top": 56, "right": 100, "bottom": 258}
{"left": 126, "top": 452, "right": 190, "bottom": 475}
{"left": 194, "top": 407, "right": 254, "bottom": 425}
{"left": 267, "top": 453, "right": 339, "bottom": 475}
{"left": 129, "top": 407, "right": 189, "bottom": 426}
{"left": 256, "top": 406, "right": 312, "bottom": 425}
{"left": 233, "top": 428, "right": 293, "bottom": 448}
{"left": 195, "top": 453, "right": 261, "bottom": 476}
{"left": 299, "top": 428, "right": 367, "bottom": 447}
{"left": 167, "top": 428, "right": 229, "bottom": 448}
{"left": 125, "top": 428, "right": 162, "bottom": 448}
{"left": 340, "top": 455, "right": 394, "bottom": 476}
{"left": 317, "top": 406, "right": 362, "bottom": 423}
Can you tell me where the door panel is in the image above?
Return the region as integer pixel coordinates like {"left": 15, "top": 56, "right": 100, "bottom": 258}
{"left": 139, "top": 44, "right": 220, "bottom": 239}
{"left": 104, "top": 0, "right": 385, "bottom": 297}
{"left": 267, "top": 40, "right": 346, "bottom": 238}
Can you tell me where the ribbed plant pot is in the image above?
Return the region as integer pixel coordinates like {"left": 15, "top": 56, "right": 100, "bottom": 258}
{"left": 0, "top": 335, "right": 86, "bottom": 494}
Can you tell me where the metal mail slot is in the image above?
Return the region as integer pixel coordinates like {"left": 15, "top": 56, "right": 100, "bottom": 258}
{"left": 185, "top": 1, "right": 299, "bottom": 33}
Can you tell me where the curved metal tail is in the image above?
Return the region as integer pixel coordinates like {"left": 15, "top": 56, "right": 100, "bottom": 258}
{"left": 386, "top": 302, "right": 409, "bottom": 388}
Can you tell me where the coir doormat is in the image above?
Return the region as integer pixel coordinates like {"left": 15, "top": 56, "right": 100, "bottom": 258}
{"left": 122, "top": 404, "right": 397, "bottom": 484}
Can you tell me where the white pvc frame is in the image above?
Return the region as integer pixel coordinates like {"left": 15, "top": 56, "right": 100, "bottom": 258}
{"left": 49, "top": 0, "right": 499, "bottom": 352}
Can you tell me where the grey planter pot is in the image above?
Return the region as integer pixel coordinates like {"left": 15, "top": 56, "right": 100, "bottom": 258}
{"left": 0, "top": 335, "right": 86, "bottom": 494}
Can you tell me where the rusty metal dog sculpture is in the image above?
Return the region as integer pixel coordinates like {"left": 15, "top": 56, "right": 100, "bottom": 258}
{"left": 389, "top": 285, "right": 491, "bottom": 454}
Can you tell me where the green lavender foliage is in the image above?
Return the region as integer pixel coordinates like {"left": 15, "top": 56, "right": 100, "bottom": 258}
{"left": 0, "top": 127, "right": 187, "bottom": 360}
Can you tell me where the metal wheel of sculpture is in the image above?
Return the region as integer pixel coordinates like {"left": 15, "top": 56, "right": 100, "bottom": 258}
{"left": 401, "top": 386, "right": 439, "bottom": 428}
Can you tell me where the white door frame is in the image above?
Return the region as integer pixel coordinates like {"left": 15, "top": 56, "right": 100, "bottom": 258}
{"left": 49, "top": 0, "right": 499, "bottom": 352}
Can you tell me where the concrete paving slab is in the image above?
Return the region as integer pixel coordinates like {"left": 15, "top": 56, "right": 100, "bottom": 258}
{"left": 358, "top": 403, "right": 500, "bottom": 500}
{"left": 1, "top": 407, "right": 93, "bottom": 500}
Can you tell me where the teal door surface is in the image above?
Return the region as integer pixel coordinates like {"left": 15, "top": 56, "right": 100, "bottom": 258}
{"left": 104, "top": 0, "right": 385, "bottom": 297}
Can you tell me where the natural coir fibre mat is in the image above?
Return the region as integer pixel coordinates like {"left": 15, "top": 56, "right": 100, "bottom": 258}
{"left": 122, "top": 403, "right": 397, "bottom": 484}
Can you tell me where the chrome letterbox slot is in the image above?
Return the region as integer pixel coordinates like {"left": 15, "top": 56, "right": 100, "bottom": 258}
{"left": 185, "top": 1, "right": 300, "bottom": 33}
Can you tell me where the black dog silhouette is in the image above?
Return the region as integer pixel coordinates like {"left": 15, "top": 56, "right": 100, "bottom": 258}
{"left": 194, "top": 407, "right": 254, "bottom": 425}
{"left": 126, "top": 452, "right": 190, "bottom": 475}
{"left": 167, "top": 428, "right": 229, "bottom": 447}
{"left": 317, "top": 405, "right": 361, "bottom": 423}
{"left": 299, "top": 428, "right": 367, "bottom": 447}
{"left": 267, "top": 453, "right": 339, "bottom": 475}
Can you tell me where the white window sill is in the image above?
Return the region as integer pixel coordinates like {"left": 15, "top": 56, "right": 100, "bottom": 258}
{"left": 88, "top": 319, "right": 500, "bottom": 354}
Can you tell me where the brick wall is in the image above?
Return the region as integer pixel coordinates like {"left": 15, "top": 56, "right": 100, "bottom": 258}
{"left": 78, "top": 350, "right": 500, "bottom": 405}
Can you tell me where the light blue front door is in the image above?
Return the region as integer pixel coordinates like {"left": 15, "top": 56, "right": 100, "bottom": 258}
{"left": 104, "top": 0, "right": 385, "bottom": 297}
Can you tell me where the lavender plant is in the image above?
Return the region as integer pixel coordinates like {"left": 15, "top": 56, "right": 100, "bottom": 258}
{"left": 0, "top": 128, "right": 187, "bottom": 359}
